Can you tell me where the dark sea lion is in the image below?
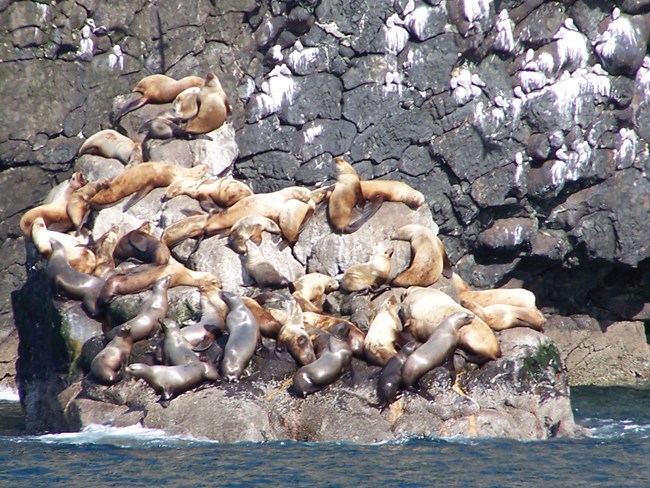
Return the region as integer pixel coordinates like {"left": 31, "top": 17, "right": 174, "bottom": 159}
{"left": 243, "top": 240, "right": 290, "bottom": 289}
{"left": 376, "top": 341, "right": 418, "bottom": 408}
{"left": 391, "top": 223, "right": 453, "bottom": 287}
{"left": 112, "top": 221, "right": 171, "bottom": 265}
{"left": 126, "top": 361, "right": 219, "bottom": 404}
{"left": 89, "top": 162, "right": 208, "bottom": 211}
{"left": 277, "top": 299, "right": 316, "bottom": 366}
{"left": 341, "top": 247, "right": 394, "bottom": 293}
{"left": 161, "top": 318, "right": 201, "bottom": 366}
{"left": 220, "top": 291, "right": 261, "bottom": 382}
{"left": 31, "top": 217, "right": 96, "bottom": 274}
{"left": 291, "top": 272, "right": 339, "bottom": 313}
{"left": 181, "top": 72, "right": 231, "bottom": 135}
{"left": 113, "top": 74, "right": 205, "bottom": 121}
{"left": 90, "top": 324, "right": 133, "bottom": 384}
{"left": 292, "top": 322, "right": 353, "bottom": 397}
{"left": 363, "top": 294, "right": 403, "bottom": 366}
{"left": 359, "top": 180, "right": 425, "bottom": 209}
{"left": 78, "top": 129, "right": 143, "bottom": 166}
{"left": 228, "top": 215, "right": 281, "bottom": 254}
{"left": 106, "top": 274, "right": 171, "bottom": 342}
{"left": 401, "top": 311, "right": 474, "bottom": 387}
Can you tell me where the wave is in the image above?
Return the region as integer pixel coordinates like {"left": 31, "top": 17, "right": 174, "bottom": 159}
{"left": 0, "top": 385, "right": 20, "bottom": 402}
{"left": 583, "top": 418, "right": 650, "bottom": 439}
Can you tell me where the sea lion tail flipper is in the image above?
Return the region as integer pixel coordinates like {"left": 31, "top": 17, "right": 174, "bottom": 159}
{"left": 442, "top": 247, "right": 454, "bottom": 279}
{"left": 198, "top": 197, "right": 219, "bottom": 213}
{"left": 122, "top": 185, "right": 155, "bottom": 212}
{"left": 345, "top": 196, "right": 384, "bottom": 233}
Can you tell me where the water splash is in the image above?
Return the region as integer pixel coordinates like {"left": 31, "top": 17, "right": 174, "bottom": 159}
{"left": 0, "top": 386, "right": 19, "bottom": 402}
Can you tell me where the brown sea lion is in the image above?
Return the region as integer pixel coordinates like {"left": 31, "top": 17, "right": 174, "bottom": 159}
{"left": 391, "top": 223, "right": 453, "bottom": 287}
{"left": 459, "top": 298, "right": 545, "bottom": 331}
{"left": 113, "top": 74, "right": 205, "bottom": 121}
{"left": 90, "top": 324, "right": 133, "bottom": 385}
{"left": 78, "top": 129, "right": 143, "bottom": 166}
{"left": 401, "top": 311, "right": 474, "bottom": 387}
{"left": 240, "top": 297, "right": 283, "bottom": 338}
{"left": 243, "top": 240, "right": 290, "bottom": 289}
{"left": 292, "top": 322, "right": 353, "bottom": 397}
{"left": 302, "top": 311, "right": 366, "bottom": 358}
{"left": 277, "top": 299, "right": 316, "bottom": 366}
{"left": 399, "top": 287, "right": 500, "bottom": 362}
{"left": 126, "top": 361, "right": 219, "bottom": 404}
{"left": 106, "top": 274, "right": 171, "bottom": 342}
{"left": 20, "top": 171, "right": 86, "bottom": 238}
{"left": 181, "top": 72, "right": 231, "bottom": 135}
{"left": 163, "top": 176, "right": 254, "bottom": 211}
{"left": 341, "top": 247, "right": 394, "bottom": 293}
{"left": 31, "top": 217, "right": 96, "bottom": 274}
{"left": 327, "top": 156, "right": 382, "bottom": 233}
{"left": 112, "top": 221, "right": 171, "bottom": 265}
{"left": 90, "top": 162, "right": 209, "bottom": 211}
{"left": 220, "top": 291, "right": 261, "bottom": 382}
{"left": 291, "top": 272, "right": 339, "bottom": 313}
{"left": 376, "top": 341, "right": 418, "bottom": 408}
{"left": 162, "top": 186, "right": 312, "bottom": 248}
{"left": 228, "top": 215, "right": 281, "bottom": 254}
{"left": 363, "top": 295, "right": 403, "bottom": 366}
{"left": 360, "top": 180, "right": 425, "bottom": 209}
{"left": 66, "top": 178, "right": 111, "bottom": 234}
{"left": 92, "top": 225, "right": 119, "bottom": 278}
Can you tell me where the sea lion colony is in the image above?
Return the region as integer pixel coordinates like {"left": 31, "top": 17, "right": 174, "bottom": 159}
{"left": 22, "top": 72, "right": 546, "bottom": 408}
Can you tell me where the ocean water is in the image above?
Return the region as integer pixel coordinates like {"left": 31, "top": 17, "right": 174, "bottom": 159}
{"left": 0, "top": 385, "right": 649, "bottom": 488}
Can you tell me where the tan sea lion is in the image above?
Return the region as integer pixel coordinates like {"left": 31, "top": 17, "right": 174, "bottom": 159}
{"left": 113, "top": 74, "right": 205, "bottom": 121}
{"left": 363, "top": 295, "right": 403, "bottom": 366}
{"left": 391, "top": 223, "right": 453, "bottom": 287}
{"left": 162, "top": 186, "right": 312, "bottom": 248}
{"left": 66, "top": 178, "right": 111, "bottom": 234}
{"left": 31, "top": 217, "right": 96, "bottom": 274}
{"left": 92, "top": 225, "right": 119, "bottom": 278}
{"left": 228, "top": 215, "right": 281, "bottom": 254}
{"left": 243, "top": 240, "right": 290, "bottom": 289}
{"left": 90, "top": 324, "right": 133, "bottom": 385}
{"left": 126, "top": 361, "right": 219, "bottom": 404}
{"left": 163, "top": 176, "right": 254, "bottom": 211}
{"left": 399, "top": 287, "right": 500, "bottom": 362}
{"left": 20, "top": 171, "right": 86, "bottom": 238}
{"left": 278, "top": 197, "right": 315, "bottom": 243}
{"left": 291, "top": 272, "right": 339, "bottom": 313}
{"left": 360, "top": 180, "right": 425, "bottom": 209}
{"left": 112, "top": 221, "right": 171, "bottom": 265}
{"left": 292, "top": 322, "right": 353, "bottom": 397}
{"left": 302, "top": 311, "right": 366, "bottom": 358}
{"left": 106, "top": 274, "right": 171, "bottom": 342}
{"left": 341, "top": 247, "right": 394, "bottom": 293}
{"left": 277, "top": 299, "right": 316, "bottom": 366}
{"left": 376, "top": 341, "right": 418, "bottom": 408}
{"left": 220, "top": 291, "right": 261, "bottom": 382}
{"left": 90, "top": 162, "right": 208, "bottom": 211}
{"left": 452, "top": 273, "right": 539, "bottom": 309}
{"left": 172, "top": 86, "right": 201, "bottom": 121}
{"left": 401, "top": 311, "right": 474, "bottom": 387}
{"left": 181, "top": 72, "right": 231, "bottom": 135}
{"left": 459, "top": 298, "right": 545, "bottom": 331}
{"left": 78, "top": 129, "right": 143, "bottom": 166}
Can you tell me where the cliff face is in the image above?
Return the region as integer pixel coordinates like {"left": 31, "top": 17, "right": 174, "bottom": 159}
{"left": 4, "top": 2, "right": 650, "bottom": 392}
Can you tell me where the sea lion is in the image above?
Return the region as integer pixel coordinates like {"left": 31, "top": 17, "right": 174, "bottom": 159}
{"left": 327, "top": 156, "right": 382, "bottom": 233}
{"left": 99, "top": 261, "right": 221, "bottom": 306}
{"left": 401, "top": 311, "right": 474, "bottom": 387}
{"left": 341, "top": 247, "right": 394, "bottom": 293}
{"left": 162, "top": 186, "right": 312, "bottom": 248}
{"left": 452, "top": 273, "right": 539, "bottom": 309}
{"left": 220, "top": 291, "right": 261, "bottom": 382}
{"left": 399, "top": 287, "right": 500, "bottom": 362}
{"left": 359, "top": 180, "right": 425, "bottom": 209}
{"left": 172, "top": 86, "right": 201, "bottom": 121}
{"left": 65, "top": 178, "right": 111, "bottom": 234}
{"left": 106, "top": 274, "right": 171, "bottom": 342}
{"left": 459, "top": 298, "right": 545, "bottom": 331}
{"left": 160, "top": 318, "right": 201, "bottom": 365}
{"left": 376, "top": 341, "right": 418, "bottom": 408}
{"left": 46, "top": 238, "right": 104, "bottom": 316}
{"left": 292, "top": 322, "right": 353, "bottom": 397}
{"left": 278, "top": 198, "right": 315, "bottom": 243}
{"left": 240, "top": 297, "right": 283, "bottom": 338}
{"left": 302, "top": 311, "right": 366, "bottom": 358}
{"left": 78, "top": 129, "right": 143, "bottom": 166}
{"left": 92, "top": 225, "right": 119, "bottom": 278}
{"left": 277, "top": 299, "right": 316, "bottom": 366}
{"left": 90, "top": 162, "right": 209, "bottom": 211}
{"left": 163, "top": 176, "right": 254, "bottom": 211}
{"left": 228, "top": 215, "right": 281, "bottom": 254}
{"left": 112, "top": 221, "right": 171, "bottom": 265}
{"left": 181, "top": 72, "right": 231, "bottom": 135}
{"left": 363, "top": 295, "right": 403, "bottom": 366}
{"left": 20, "top": 171, "right": 86, "bottom": 238}
{"left": 90, "top": 324, "right": 133, "bottom": 385}
{"left": 113, "top": 74, "right": 205, "bottom": 121}
{"left": 243, "top": 240, "right": 290, "bottom": 289}
{"left": 391, "top": 223, "right": 453, "bottom": 287}
{"left": 126, "top": 361, "right": 219, "bottom": 403}
{"left": 31, "top": 217, "right": 96, "bottom": 274}
{"left": 291, "top": 272, "right": 339, "bottom": 313}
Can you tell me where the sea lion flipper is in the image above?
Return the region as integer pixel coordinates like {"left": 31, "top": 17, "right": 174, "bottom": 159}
{"left": 198, "top": 196, "right": 219, "bottom": 213}
{"left": 345, "top": 196, "right": 384, "bottom": 233}
{"left": 442, "top": 248, "right": 454, "bottom": 279}
{"left": 122, "top": 185, "right": 155, "bottom": 212}
{"left": 113, "top": 95, "right": 146, "bottom": 122}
